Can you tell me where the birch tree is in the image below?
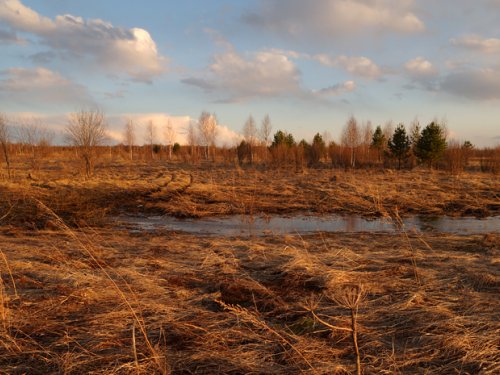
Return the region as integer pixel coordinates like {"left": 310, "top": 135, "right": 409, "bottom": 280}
{"left": 145, "top": 120, "right": 156, "bottom": 160}
{"left": 124, "top": 119, "right": 135, "bottom": 160}
{"left": 260, "top": 114, "right": 272, "bottom": 146}
{"left": 341, "top": 115, "right": 361, "bottom": 168}
{"left": 164, "top": 120, "right": 176, "bottom": 160}
{"left": 243, "top": 115, "right": 257, "bottom": 164}
{"left": 198, "top": 111, "right": 217, "bottom": 161}
{"left": 0, "top": 113, "right": 11, "bottom": 179}
{"left": 65, "top": 109, "right": 107, "bottom": 177}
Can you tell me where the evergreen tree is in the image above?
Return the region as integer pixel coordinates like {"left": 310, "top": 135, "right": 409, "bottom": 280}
{"left": 271, "top": 130, "right": 295, "bottom": 148}
{"left": 461, "top": 140, "right": 474, "bottom": 167}
{"left": 388, "top": 123, "right": 411, "bottom": 169}
{"left": 371, "top": 125, "right": 385, "bottom": 162}
{"left": 415, "top": 122, "right": 447, "bottom": 168}
{"left": 310, "top": 133, "right": 326, "bottom": 164}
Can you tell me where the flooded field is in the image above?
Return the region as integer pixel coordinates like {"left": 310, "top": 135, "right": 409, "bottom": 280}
{"left": 117, "top": 213, "right": 500, "bottom": 236}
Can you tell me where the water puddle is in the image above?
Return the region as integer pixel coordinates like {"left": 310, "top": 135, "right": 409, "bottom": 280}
{"left": 116, "top": 214, "right": 499, "bottom": 236}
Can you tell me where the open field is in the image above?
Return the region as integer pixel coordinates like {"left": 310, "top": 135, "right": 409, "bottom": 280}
{"left": 0, "top": 226, "right": 498, "bottom": 374}
{"left": 0, "top": 159, "right": 499, "bottom": 374}
{"left": 3, "top": 1, "right": 500, "bottom": 372}
{"left": 0, "top": 159, "right": 498, "bottom": 227}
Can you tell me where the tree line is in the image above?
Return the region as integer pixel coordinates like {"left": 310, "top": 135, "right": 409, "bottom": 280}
{"left": 0, "top": 110, "right": 498, "bottom": 178}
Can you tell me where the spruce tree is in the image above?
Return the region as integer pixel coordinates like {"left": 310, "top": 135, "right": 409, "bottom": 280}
{"left": 415, "top": 122, "right": 447, "bottom": 168}
{"left": 371, "top": 125, "right": 385, "bottom": 162}
{"left": 388, "top": 123, "right": 410, "bottom": 169}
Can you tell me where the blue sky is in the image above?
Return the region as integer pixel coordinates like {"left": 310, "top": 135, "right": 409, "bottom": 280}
{"left": 1, "top": 0, "right": 499, "bottom": 146}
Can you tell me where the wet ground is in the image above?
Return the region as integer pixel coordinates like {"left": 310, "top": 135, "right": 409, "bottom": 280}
{"left": 116, "top": 213, "right": 500, "bottom": 237}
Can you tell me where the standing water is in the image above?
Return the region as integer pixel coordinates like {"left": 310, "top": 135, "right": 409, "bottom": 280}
{"left": 116, "top": 214, "right": 500, "bottom": 236}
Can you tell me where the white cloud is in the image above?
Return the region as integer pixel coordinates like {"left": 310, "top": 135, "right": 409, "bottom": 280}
{"left": 0, "top": 0, "right": 54, "bottom": 33}
{"left": 1, "top": 111, "right": 242, "bottom": 146}
{"left": 404, "top": 57, "right": 437, "bottom": 77}
{"left": 183, "top": 49, "right": 301, "bottom": 101}
{"left": 182, "top": 41, "right": 363, "bottom": 102}
{"left": 106, "top": 114, "right": 191, "bottom": 144}
{"left": 313, "top": 54, "right": 382, "bottom": 78}
{"left": 450, "top": 35, "right": 500, "bottom": 54}
{"left": 244, "top": 0, "right": 424, "bottom": 38}
{"left": 0, "top": 0, "right": 166, "bottom": 81}
{"left": 107, "top": 113, "right": 241, "bottom": 146}
{"left": 337, "top": 56, "right": 382, "bottom": 78}
{"left": 0, "top": 67, "right": 93, "bottom": 107}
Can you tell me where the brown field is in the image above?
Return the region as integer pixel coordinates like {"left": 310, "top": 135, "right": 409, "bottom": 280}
{"left": 1, "top": 157, "right": 499, "bottom": 374}
{"left": 0, "top": 157, "right": 498, "bottom": 226}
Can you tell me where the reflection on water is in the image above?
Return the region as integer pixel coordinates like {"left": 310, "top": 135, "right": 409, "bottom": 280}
{"left": 117, "top": 214, "right": 499, "bottom": 236}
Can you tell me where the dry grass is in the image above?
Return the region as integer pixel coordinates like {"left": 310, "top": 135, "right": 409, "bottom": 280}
{"left": 0, "top": 224, "right": 498, "bottom": 373}
{"left": 0, "top": 159, "right": 499, "bottom": 227}
{"left": 0, "top": 157, "right": 498, "bottom": 373}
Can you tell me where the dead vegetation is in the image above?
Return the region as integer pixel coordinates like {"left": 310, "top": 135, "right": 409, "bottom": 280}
{"left": 0, "top": 222, "right": 498, "bottom": 374}
{"left": 0, "top": 159, "right": 498, "bottom": 228}
{"left": 0, "top": 157, "right": 498, "bottom": 373}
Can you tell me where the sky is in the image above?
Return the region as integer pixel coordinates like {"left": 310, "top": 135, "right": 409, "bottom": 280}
{"left": 1, "top": 0, "right": 499, "bottom": 146}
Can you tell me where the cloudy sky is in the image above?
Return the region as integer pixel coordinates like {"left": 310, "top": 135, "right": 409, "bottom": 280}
{"left": 1, "top": 0, "right": 499, "bottom": 146}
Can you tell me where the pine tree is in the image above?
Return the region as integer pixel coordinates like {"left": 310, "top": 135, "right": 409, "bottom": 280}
{"left": 271, "top": 130, "right": 295, "bottom": 148}
{"left": 415, "top": 122, "right": 447, "bottom": 168}
{"left": 371, "top": 125, "right": 385, "bottom": 162}
{"left": 310, "top": 133, "right": 326, "bottom": 164}
{"left": 388, "top": 123, "right": 411, "bottom": 169}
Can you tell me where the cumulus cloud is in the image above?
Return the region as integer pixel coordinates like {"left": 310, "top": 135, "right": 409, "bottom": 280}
{"left": 0, "top": 67, "right": 94, "bottom": 107}
{"left": 243, "top": 0, "right": 424, "bottom": 38}
{"left": 1, "top": 111, "right": 242, "bottom": 146}
{"left": 404, "top": 57, "right": 437, "bottom": 77}
{"left": 0, "top": 0, "right": 166, "bottom": 81}
{"left": 107, "top": 113, "right": 241, "bottom": 146}
{"left": 182, "top": 40, "right": 362, "bottom": 102}
{"left": 450, "top": 35, "right": 500, "bottom": 54}
{"left": 313, "top": 54, "right": 382, "bottom": 78}
{"left": 0, "top": 0, "right": 54, "bottom": 33}
{"left": 402, "top": 57, "right": 439, "bottom": 91}
{"left": 441, "top": 68, "right": 500, "bottom": 100}
{"left": 182, "top": 48, "right": 301, "bottom": 101}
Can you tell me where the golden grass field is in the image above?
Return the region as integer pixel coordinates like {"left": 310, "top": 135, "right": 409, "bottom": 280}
{"left": 1, "top": 158, "right": 499, "bottom": 225}
{"left": 0, "top": 158, "right": 499, "bottom": 374}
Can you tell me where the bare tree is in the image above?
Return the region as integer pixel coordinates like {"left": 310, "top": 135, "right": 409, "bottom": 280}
{"left": 260, "top": 114, "right": 272, "bottom": 146}
{"left": 124, "top": 119, "right": 135, "bottom": 160}
{"left": 243, "top": 115, "right": 258, "bottom": 164}
{"left": 382, "top": 121, "right": 394, "bottom": 144}
{"left": 409, "top": 117, "right": 421, "bottom": 168}
{"left": 361, "top": 120, "right": 373, "bottom": 163}
{"left": 322, "top": 131, "right": 332, "bottom": 146}
{"left": 164, "top": 120, "right": 176, "bottom": 160}
{"left": 0, "top": 113, "right": 11, "bottom": 178}
{"left": 409, "top": 117, "right": 421, "bottom": 146}
{"left": 341, "top": 115, "right": 361, "bottom": 168}
{"left": 16, "top": 118, "right": 50, "bottom": 171}
{"left": 145, "top": 120, "right": 156, "bottom": 160}
{"left": 65, "top": 109, "right": 107, "bottom": 177}
{"left": 187, "top": 120, "right": 198, "bottom": 161}
{"left": 198, "top": 111, "right": 217, "bottom": 161}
